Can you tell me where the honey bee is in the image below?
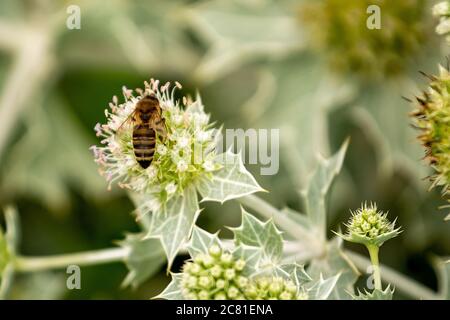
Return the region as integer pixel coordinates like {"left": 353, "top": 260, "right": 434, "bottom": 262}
{"left": 118, "top": 94, "right": 166, "bottom": 169}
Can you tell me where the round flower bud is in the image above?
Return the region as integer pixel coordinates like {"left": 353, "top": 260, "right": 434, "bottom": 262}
{"left": 180, "top": 246, "right": 248, "bottom": 300}
{"left": 210, "top": 265, "right": 222, "bottom": 278}
{"left": 198, "top": 276, "right": 213, "bottom": 289}
{"left": 337, "top": 202, "right": 401, "bottom": 247}
{"left": 246, "top": 276, "right": 304, "bottom": 300}
{"left": 198, "top": 290, "right": 210, "bottom": 300}
{"left": 220, "top": 253, "right": 233, "bottom": 266}
{"left": 227, "top": 286, "right": 239, "bottom": 299}
{"left": 224, "top": 268, "right": 236, "bottom": 281}
{"left": 214, "top": 292, "right": 227, "bottom": 300}
{"left": 208, "top": 244, "right": 221, "bottom": 258}
{"left": 234, "top": 259, "right": 246, "bottom": 271}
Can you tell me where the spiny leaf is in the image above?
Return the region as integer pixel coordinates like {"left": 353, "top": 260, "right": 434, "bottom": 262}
{"left": 308, "top": 273, "right": 341, "bottom": 300}
{"left": 307, "top": 237, "right": 360, "bottom": 300}
{"left": 232, "top": 244, "right": 263, "bottom": 276}
{"left": 351, "top": 285, "right": 395, "bottom": 300}
{"left": 147, "top": 185, "right": 200, "bottom": 270}
{"left": 231, "top": 207, "right": 283, "bottom": 264}
{"left": 273, "top": 263, "right": 312, "bottom": 288}
{"left": 433, "top": 256, "right": 450, "bottom": 299}
{"left": 153, "top": 273, "right": 184, "bottom": 300}
{"left": 118, "top": 233, "right": 165, "bottom": 288}
{"left": 301, "top": 139, "right": 349, "bottom": 239}
{"left": 197, "top": 151, "right": 264, "bottom": 203}
{"left": 187, "top": 226, "right": 221, "bottom": 258}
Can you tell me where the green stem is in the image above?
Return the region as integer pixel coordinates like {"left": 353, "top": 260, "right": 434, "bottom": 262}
{"left": 366, "top": 244, "right": 382, "bottom": 291}
{"left": 14, "top": 247, "right": 129, "bottom": 272}
{"left": 346, "top": 250, "right": 439, "bottom": 300}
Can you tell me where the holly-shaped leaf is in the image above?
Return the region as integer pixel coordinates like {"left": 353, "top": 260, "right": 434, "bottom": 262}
{"left": 118, "top": 233, "right": 165, "bottom": 288}
{"left": 308, "top": 237, "right": 360, "bottom": 300}
{"left": 307, "top": 273, "right": 341, "bottom": 300}
{"left": 351, "top": 285, "right": 395, "bottom": 300}
{"left": 147, "top": 185, "right": 200, "bottom": 270}
{"left": 197, "top": 151, "right": 264, "bottom": 203}
{"left": 301, "top": 139, "right": 349, "bottom": 240}
{"left": 153, "top": 273, "right": 184, "bottom": 300}
{"left": 187, "top": 226, "right": 221, "bottom": 258}
{"left": 231, "top": 207, "right": 283, "bottom": 264}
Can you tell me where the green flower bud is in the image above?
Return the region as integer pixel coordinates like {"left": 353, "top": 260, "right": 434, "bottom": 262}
{"left": 247, "top": 276, "right": 305, "bottom": 300}
{"left": 224, "top": 268, "right": 236, "bottom": 280}
{"left": 337, "top": 202, "right": 402, "bottom": 247}
{"left": 190, "top": 263, "right": 201, "bottom": 275}
{"left": 236, "top": 275, "right": 249, "bottom": 289}
{"left": 216, "top": 279, "right": 226, "bottom": 289}
{"left": 198, "top": 276, "right": 213, "bottom": 289}
{"left": 234, "top": 259, "right": 246, "bottom": 271}
{"left": 279, "top": 291, "right": 293, "bottom": 300}
{"left": 208, "top": 244, "right": 222, "bottom": 258}
{"left": 180, "top": 245, "right": 247, "bottom": 300}
{"left": 210, "top": 265, "right": 222, "bottom": 278}
{"left": 227, "top": 286, "right": 239, "bottom": 299}
{"left": 220, "top": 253, "right": 233, "bottom": 266}
{"left": 198, "top": 290, "right": 210, "bottom": 300}
{"left": 214, "top": 292, "right": 227, "bottom": 300}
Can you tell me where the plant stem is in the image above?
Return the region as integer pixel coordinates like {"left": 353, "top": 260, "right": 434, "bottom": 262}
{"left": 346, "top": 250, "right": 439, "bottom": 300}
{"left": 14, "top": 247, "right": 129, "bottom": 272}
{"left": 366, "top": 244, "right": 382, "bottom": 290}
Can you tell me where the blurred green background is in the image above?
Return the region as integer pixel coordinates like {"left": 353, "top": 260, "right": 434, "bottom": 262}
{"left": 0, "top": 0, "right": 449, "bottom": 299}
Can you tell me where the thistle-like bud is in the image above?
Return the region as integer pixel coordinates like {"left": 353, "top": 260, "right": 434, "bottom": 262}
{"left": 181, "top": 246, "right": 248, "bottom": 300}
{"left": 411, "top": 65, "right": 450, "bottom": 200}
{"left": 244, "top": 277, "right": 308, "bottom": 300}
{"left": 337, "top": 203, "right": 401, "bottom": 247}
{"left": 299, "top": 0, "right": 429, "bottom": 79}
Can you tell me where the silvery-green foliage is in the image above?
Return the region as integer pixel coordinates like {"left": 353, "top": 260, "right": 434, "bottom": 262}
{"left": 118, "top": 233, "right": 165, "bottom": 288}
{"left": 351, "top": 285, "right": 395, "bottom": 300}
{"left": 231, "top": 208, "right": 283, "bottom": 265}
{"left": 433, "top": 256, "right": 450, "bottom": 299}
{"left": 196, "top": 152, "right": 264, "bottom": 203}
{"left": 264, "top": 140, "right": 360, "bottom": 299}
{"left": 158, "top": 212, "right": 340, "bottom": 300}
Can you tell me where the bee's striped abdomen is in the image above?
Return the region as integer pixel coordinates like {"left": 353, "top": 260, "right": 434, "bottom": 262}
{"left": 132, "top": 124, "right": 155, "bottom": 169}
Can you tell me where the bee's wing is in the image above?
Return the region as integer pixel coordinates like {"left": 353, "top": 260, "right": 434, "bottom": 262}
{"left": 115, "top": 110, "right": 136, "bottom": 139}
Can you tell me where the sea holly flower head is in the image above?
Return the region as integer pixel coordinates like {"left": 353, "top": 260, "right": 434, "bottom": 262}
{"left": 411, "top": 65, "right": 450, "bottom": 199}
{"left": 180, "top": 245, "right": 248, "bottom": 300}
{"left": 91, "top": 79, "right": 220, "bottom": 202}
{"left": 336, "top": 203, "right": 401, "bottom": 247}
{"left": 299, "top": 0, "right": 429, "bottom": 79}
{"left": 244, "top": 276, "right": 309, "bottom": 300}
